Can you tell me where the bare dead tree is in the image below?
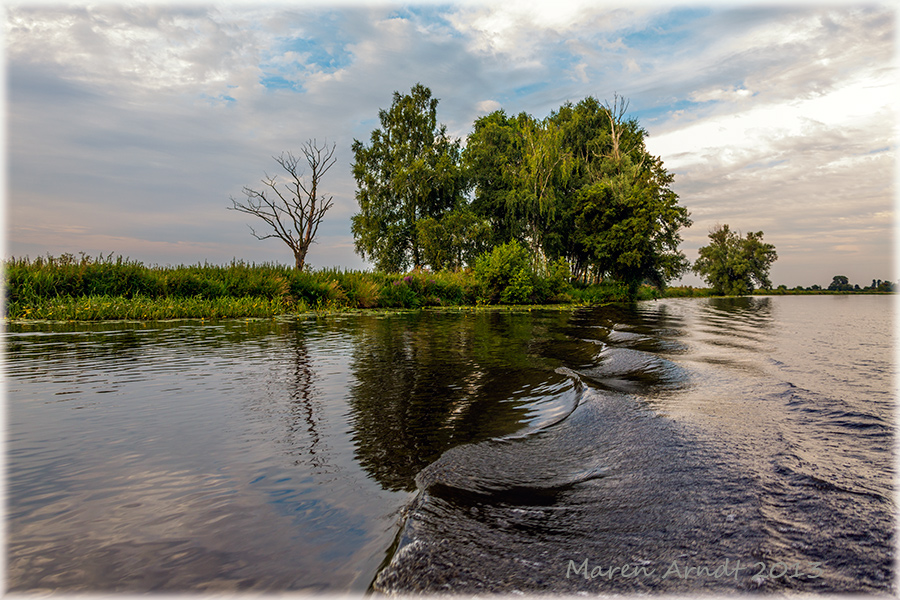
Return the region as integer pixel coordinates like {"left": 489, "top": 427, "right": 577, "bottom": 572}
{"left": 603, "top": 93, "right": 629, "bottom": 165}
{"left": 599, "top": 94, "right": 646, "bottom": 176}
{"left": 229, "top": 139, "right": 337, "bottom": 270}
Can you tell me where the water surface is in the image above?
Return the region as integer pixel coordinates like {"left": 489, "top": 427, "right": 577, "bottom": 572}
{"left": 5, "top": 296, "right": 894, "bottom": 593}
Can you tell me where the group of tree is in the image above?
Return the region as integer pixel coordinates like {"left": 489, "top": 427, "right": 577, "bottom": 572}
{"left": 230, "top": 84, "right": 797, "bottom": 299}
{"left": 349, "top": 84, "right": 692, "bottom": 294}
{"left": 825, "top": 276, "right": 893, "bottom": 292}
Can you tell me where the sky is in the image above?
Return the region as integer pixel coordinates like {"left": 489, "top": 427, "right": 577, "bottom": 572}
{"left": 4, "top": 0, "right": 897, "bottom": 288}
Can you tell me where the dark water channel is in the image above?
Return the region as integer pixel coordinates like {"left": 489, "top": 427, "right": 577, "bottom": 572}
{"left": 5, "top": 296, "right": 894, "bottom": 594}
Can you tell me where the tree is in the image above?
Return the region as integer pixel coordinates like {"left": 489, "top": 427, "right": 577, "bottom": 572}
{"left": 512, "top": 115, "right": 574, "bottom": 263}
{"left": 462, "top": 109, "right": 526, "bottom": 247}
{"left": 693, "top": 224, "right": 777, "bottom": 295}
{"left": 569, "top": 153, "right": 691, "bottom": 292}
{"left": 416, "top": 207, "right": 492, "bottom": 271}
{"left": 464, "top": 96, "right": 691, "bottom": 292}
{"left": 828, "top": 275, "right": 853, "bottom": 291}
{"left": 551, "top": 96, "right": 691, "bottom": 291}
{"left": 463, "top": 110, "right": 576, "bottom": 267}
{"left": 351, "top": 84, "right": 465, "bottom": 272}
{"left": 229, "top": 140, "right": 336, "bottom": 270}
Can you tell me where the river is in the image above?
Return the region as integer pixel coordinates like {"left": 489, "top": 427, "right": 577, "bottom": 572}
{"left": 5, "top": 295, "right": 894, "bottom": 594}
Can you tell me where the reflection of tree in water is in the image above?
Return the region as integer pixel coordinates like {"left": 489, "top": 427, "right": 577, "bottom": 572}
{"left": 705, "top": 296, "right": 772, "bottom": 319}
{"left": 283, "top": 332, "right": 328, "bottom": 471}
{"left": 235, "top": 321, "right": 338, "bottom": 477}
{"left": 347, "top": 311, "right": 573, "bottom": 492}
{"left": 697, "top": 297, "right": 774, "bottom": 344}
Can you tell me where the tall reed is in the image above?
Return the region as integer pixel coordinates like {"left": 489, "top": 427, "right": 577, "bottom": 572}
{"left": 4, "top": 253, "right": 673, "bottom": 321}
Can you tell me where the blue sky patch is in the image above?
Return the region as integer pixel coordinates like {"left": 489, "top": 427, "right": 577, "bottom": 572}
{"left": 622, "top": 7, "right": 714, "bottom": 52}
{"left": 281, "top": 36, "right": 353, "bottom": 72}
{"left": 632, "top": 98, "right": 709, "bottom": 128}
{"left": 259, "top": 74, "right": 299, "bottom": 91}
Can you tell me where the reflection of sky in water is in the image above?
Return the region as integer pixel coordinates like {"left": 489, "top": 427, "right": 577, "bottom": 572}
{"left": 7, "top": 311, "right": 579, "bottom": 591}
{"left": 7, "top": 319, "right": 406, "bottom": 591}
{"left": 6, "top": 297, "right": 894, "bottom": 593}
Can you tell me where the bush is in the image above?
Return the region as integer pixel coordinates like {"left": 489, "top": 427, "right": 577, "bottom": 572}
{"left": 540, "top": 257, "right": 572, "bottom": 301}
{"left": 473, "top": 241, "right": 540, "bottom": 305}
{"left": 569, "top": 281, "right": 633, "bottom": 304}
{"left": 378, "top": 276, "right": 422, "bottom": 308}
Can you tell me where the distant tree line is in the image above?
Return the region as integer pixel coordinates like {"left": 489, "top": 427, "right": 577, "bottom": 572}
{"left": 821, "top": 276, "right": 893, "bottom": 292}
{"left": 767, "top": 276, "right": 893, "bottom": 293}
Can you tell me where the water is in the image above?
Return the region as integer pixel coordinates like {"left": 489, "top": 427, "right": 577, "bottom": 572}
{"left": 5, "top": 296, "right": 894, "bottom": 593}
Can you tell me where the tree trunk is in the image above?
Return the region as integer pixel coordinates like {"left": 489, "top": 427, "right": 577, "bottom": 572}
{"left": 294, "top": 249, "right": 306, "bottom": 271}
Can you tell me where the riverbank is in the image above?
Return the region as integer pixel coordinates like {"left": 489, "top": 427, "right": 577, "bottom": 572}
{"left": 1, "top": 254, "right": 684, "bottom": 321}
{"left": 3, "top": 254, "right": 888, "bottom": 321}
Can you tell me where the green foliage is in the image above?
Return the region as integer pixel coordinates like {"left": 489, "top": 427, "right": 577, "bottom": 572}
{"left": 348, "top": 90, "right": 692, "bottom": 297}
{"left": 692, "top": 225, "right": 778, "bottom": 295}
{"left": 165, "top": 271, "right": 227, "bottom": 298}
{"left": 8, "top": 254, "right": 503, "bottom": 319}
{"left": 662, "top": 285, "right": 713, "bottom": 298}
{"left": 375, "top": 271, "right": 473, "bottom": 308}
{"left": 569, "top": 160, "right": 690, "bottom": 294}
{"left": 462, "top": 110, "right": 527, "bottom": 247}
{"left": 4, "top": 253, "right": 166, "bottom": 304}
{"left": 828, "top": 275, "right": 854, "bottom": 291}
{"left": 568, "top": 281, "right": 633, "bottom": 304}
{"left": 9, "top": 294, "right": 294, "bottom": 321}
{"left": 501, "top": 267, "right": 534, "bottom": 305}
{"left": 377, "top": 276, "right": 423, "bottom": 309}
{"left": 543, "top": 257, "right": 573, "bottom": 299}
{"left": 415, "top": 207, "right": 492, "bottom": 271}
{"left": 13, "top": 251, "right": 783, "bottom": 321}
{"left": 473, "top": 241, "right": 540, "bottom": 305}
{"left": 351, "top": 84, "right": 465, "bottom": 272}
{"left": 862, "top": 278, "right": 895, "bottom": 292}
{"left": 463, "top": 96, "right": 691, "bottom": 292}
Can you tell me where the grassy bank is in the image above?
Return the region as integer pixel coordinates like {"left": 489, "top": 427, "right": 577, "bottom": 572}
{"left": 5, "top": 253, "right": 642, "bottom": 321}
{"left": 7, "top": 254, "right": 887, "bottom": 322}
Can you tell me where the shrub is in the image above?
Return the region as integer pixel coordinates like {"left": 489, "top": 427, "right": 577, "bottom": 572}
{"left": 378, "top": 277, "right": 422, "bottom": 308}
{"left": 569, "top": 281, "right": 633, "bottom": 304}
{"left": 473, "top": 241, "right": 539, "bottom": 305}
{"left": 345, "top": 276, "right": 381, "bottom": 308}
{"left": 541, "top": 257, "right": 572, "bottom": 301}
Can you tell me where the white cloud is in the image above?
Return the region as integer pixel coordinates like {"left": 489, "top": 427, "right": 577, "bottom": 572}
{"left": 646, "top": 66, "right": 896, "bottom": 170}
{"left": 475, "top": 99, "right": 501, "bottom": 113}
{"left": 3, "top": 2, "right": 895, "bottom": 287}
{"left": 690, "top": 86, "right": 752, "bottom": 103}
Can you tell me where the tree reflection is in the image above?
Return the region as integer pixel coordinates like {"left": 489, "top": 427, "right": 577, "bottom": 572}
{"left": 283, "top": 331, "right": 327, "bottom": 471}
{"left": 347, "top": 310, "right": 573, "bottom": 492}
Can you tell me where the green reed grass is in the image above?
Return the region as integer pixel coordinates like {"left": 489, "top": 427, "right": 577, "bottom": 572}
{"left": 12, "top": 295, "right": 298, "bottom": 321}
{"left": 4, "top": 253, "right": 691, "bottom": 321}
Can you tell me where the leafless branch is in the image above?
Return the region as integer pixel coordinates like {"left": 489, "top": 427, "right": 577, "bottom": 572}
{"left": 229, "top": 139, "right": 338, "bottom": 270}
{"left": 602, "top": 93, "right": 630, "bottom": 166}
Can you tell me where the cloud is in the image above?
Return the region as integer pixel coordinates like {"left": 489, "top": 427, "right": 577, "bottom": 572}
{"left": 475, "top": 99, "right": 501, "bottom": 114}
{"left": 635, "top": 6, "right": 895, "bottom": 286}
{"left": 4, "top": 2, "right": 895, "bottom": 287}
